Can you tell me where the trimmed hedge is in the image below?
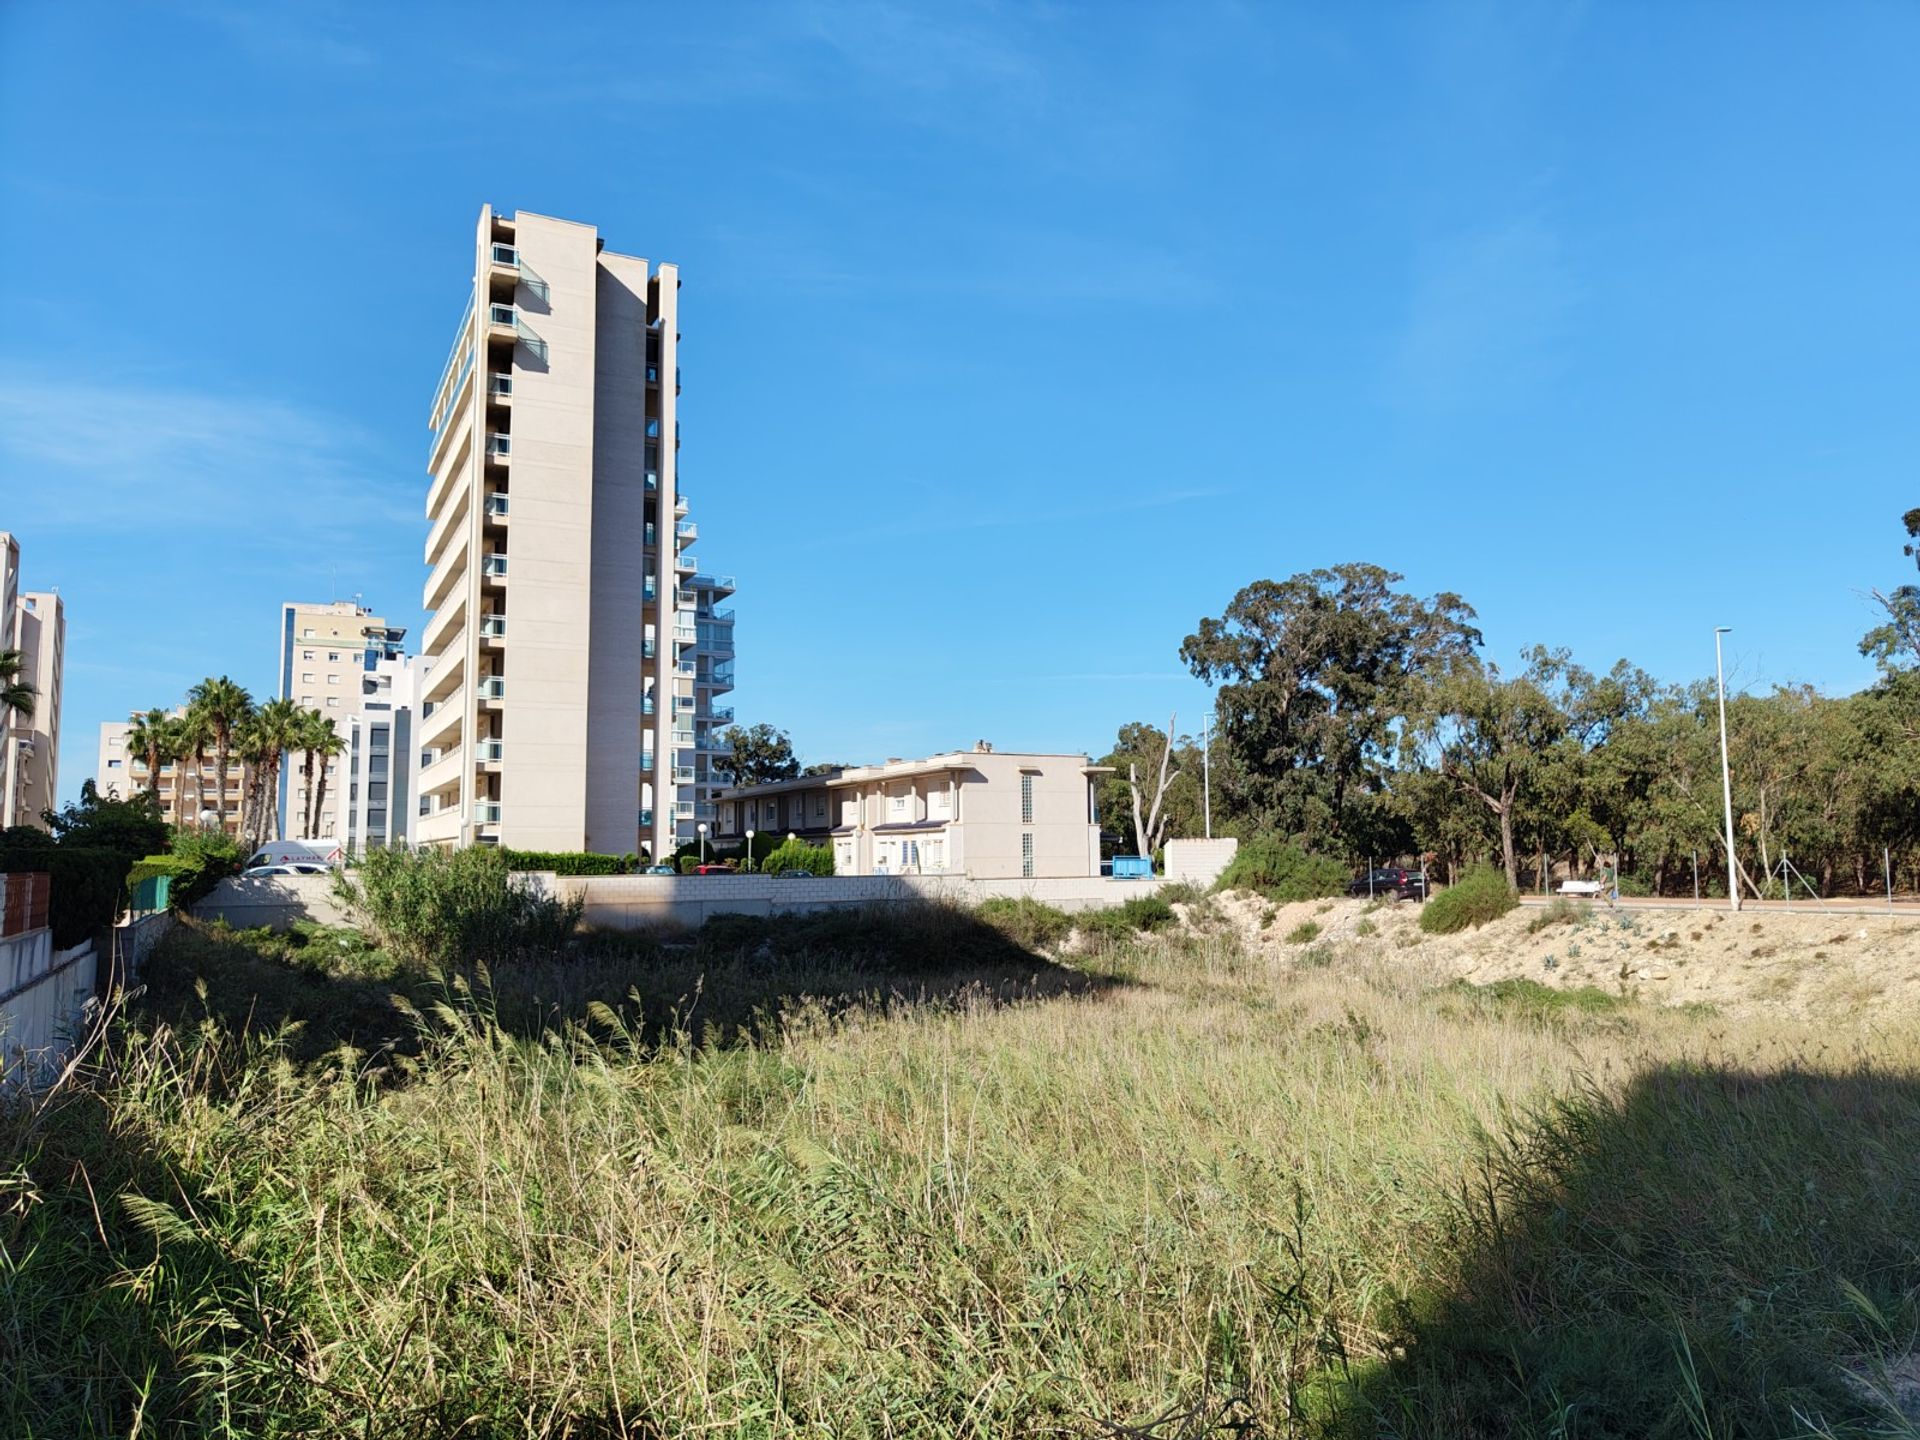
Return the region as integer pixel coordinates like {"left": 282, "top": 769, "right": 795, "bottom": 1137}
{"left": 499, "top": 849, "right": 635, "bottom": 877}
{"left": 760, "top": 838, "right": 834, "bottom": 876}
{"left": 0, "top": 845, "right": 131, "bottom": 949}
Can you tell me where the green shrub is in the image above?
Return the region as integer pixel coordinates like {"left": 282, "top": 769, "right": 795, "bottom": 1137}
{"left": 760, "top": 838, "right": 834, "bottom": 876}
{"left": 1285, "top": 920, "right": 1321, "bottom": 945}
{"left": 499, "top": 848, "right": 631, "bottom": 876}
{"left": 678, "top": 855, "right": 700, "bottom": 875}
{"left": 1214, "top": 836, "right": 1348, "bottom": 902}
{"left": 0, "top": 845, "right": 130, "bottom": 948}
{"left": 1355, "top": 918, "right": 1377, "bottom": 938}
{"left": 975, "top": 897, "right": 1072, "bottom": 950}
{"left": 336, "top": 846, "right": 581, "bottom": 970}
{"left": 1524, "top": 896, "right": 1593, "bottom": 934}
{"left": 1421, "top": 866, "right": 1518, "bottom": 935}
{"left": 1157, "top": 882, "right": 1202, "bottom": 906}
{"left": 1076, "top": 895, "right": 1179, "bottom": 945}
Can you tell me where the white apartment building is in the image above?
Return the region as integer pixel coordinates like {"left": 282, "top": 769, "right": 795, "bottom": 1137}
{"left": 96, "top": 713, "right": 245, "bottom": 830}
{"left": 338, "top": 653, "right": 420, "bottom": 851}
{"left": 416, "top": 207, "right": 735, "bottom": 857}
{"left": 277, "top": 600, "right": 407, "bottom": 843}
{"left": 720, "top": 746, "right": 1110, "bottom": 879}
{"left": 1, "top": 533, "right": 65, "bottom": 831}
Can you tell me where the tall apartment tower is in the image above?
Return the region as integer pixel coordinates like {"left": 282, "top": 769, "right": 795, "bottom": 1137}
{"left": 1, "top": 533, "right": 65, "bottom": 831}
{"left": 417, "top": 208, "right": 735, "bottom": 857}
{"left": 277, "top": 600, "right": 407, "bottom": 842}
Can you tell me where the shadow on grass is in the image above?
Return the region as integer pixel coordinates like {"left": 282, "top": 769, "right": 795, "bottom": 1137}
{"left": 1331, "top": 1064, "right": 1920, "bottom": 1439}
{"left": 137, "top": 902, "right": 1129, "bottom": 1066}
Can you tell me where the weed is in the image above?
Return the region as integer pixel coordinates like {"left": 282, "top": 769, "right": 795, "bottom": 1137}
{"left": 1355, "top": 918, "right": 1378, "bottom": 938}
{"left": 1286, "top": 920, "right": 1322, "bottom": 945}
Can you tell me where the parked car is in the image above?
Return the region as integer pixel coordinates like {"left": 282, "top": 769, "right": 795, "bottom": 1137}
{"left": 775, "top": 868, "right": 813, "bottom": 879}
{"left": 642, "top": 863, "right": 677, "bottom": 875}
{"left": 693, "top": 863, "right": 737, "bottom": 876}
{"left": 1346, "top": 867, "right": 1428, "bottom": 900}
{"left": 244, "top": 862, "right": 329, "bottom": 878}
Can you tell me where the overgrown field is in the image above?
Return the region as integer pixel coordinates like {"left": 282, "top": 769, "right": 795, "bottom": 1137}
{"left": 4, "top": 903, "right": 1918, "bottom": 1438}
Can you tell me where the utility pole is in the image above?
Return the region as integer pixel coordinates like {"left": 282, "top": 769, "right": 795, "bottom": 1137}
{"left": 1201, "top": 714, "right": 1212, "bottom": 840}
{"left": 1714, "top": 626, "right": 1740, "bottom": 913}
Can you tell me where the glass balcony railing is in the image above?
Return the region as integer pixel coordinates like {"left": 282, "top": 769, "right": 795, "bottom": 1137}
{"left": 491, "top": 244, "right": 518, "bottom": 267}
{"left": 675, "top": 519, "right": 697, "bottom": 539}
{"left": 488, "top": 303, "right": 515, "bottom": 327}
{"left": 673, "top": 801, "right": 696, "bottom": 819}
{"left": 479, "top": 677, "right": 506, "bottom": 700}
{"left": 643, "top": 638, "right": 657, "bottom": 659}
{"left": 673, "top": 625, "right": 698, "bottom": 644}
{"left": 677, "top": 553, "right": 698, "bottom": 572}
{"left": 644, "top": 522, "right": 657, "bottom": 545}
{"left": 643, "top": 696, "right": 655, "bottom": 715}
{"left": 671, "top": 728, "right": 695, "bottom": 747}
{"left": 483, "top": 554, "right": 508, "bottom": 576}
{"left": 676, "top": 659, "right": 696, "bottom": 677}
{"left": 672, "top": 766, "right": 696, "bottom": 784}
{"left": 485, "top": 493, "right": 509, "bottom": 517}
{"left": 478, "top": 740, "right": 504, "bottom": 761}
{"left": 476, "top": 802, "right": 502, "bottom": 823}
{"left": 692, "top": 573, "right": 736, "bottom": 592}
{"left": 488, "top": 372, "right": 512, "bottom": 398}
{"left": 639, "top": 808, "right": 653, "bottom": 827}
{"left": 480, "top": 614, "right": 505, "bottom": 638}
{"left": 644, "top": 576, "right": 657, "bottom": 600}
{"left": 485, "top": 433, "right": 511, "bottom": 458}
{"left": 674, "top": 695, "right": 696, "bottom": 711}
{"left": 708, "top": 706, "right": 734, "bottom": 724}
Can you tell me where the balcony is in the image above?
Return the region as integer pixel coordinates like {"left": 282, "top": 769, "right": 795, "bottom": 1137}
{"left": 479, "top": 676, "right": 506, "bottom": 702}
{"left": 475, "top": 802, "right": 502, "bottom": 824}
{"left": 486, "top": 303, "right": 516, "bottom": 337}
{"left": 488, "top": 244, "right": 518, "bottom": 282}
{"left": 418, "top": 691, "right": 465, "bottom": 749}
{"left": 708, "top": 705, "right": 735, "bottom": 724}
{"left": 422, "top": 648, "right": 465, "bottom": 703}
{"left": 487, "top": 372, "right": 512, "bottom": 402}
{"left": 643, "top": 576, "right": 657, "bottom": 601}
{"left": 485, "top": 433, "right": 511, "bottom": 462}
{"left": 671, "top": 727, "right": 695, "bottom": 747}
{"left": 643, "top": 695, "right": 655, "bottom": 716}
{"left": 482, "top": 553, "right": 508, "bottom": 584}
{"left": 423, "top": 529, "right": 471, "bottom": 611}
{"left": 417, "top": 745, "right": 464, "bottom": 797}
{"left": 675, "top": 519, "right": 697, "bottom": 542}
{"left": 485, "top": 492, "right": 509, "bottom": 520}
{"left": 673, "top": 624, "right": 698, "bottom": 644}
{"left": 692, "top": 573, "right": 736, "bottom": 595}
{"left": 697, "top": 731, "right": 733, "bottom": 755}
{"left": 477, "top": 739, "right": 504, "bottom": 763}
{"left": 672, "top": 765, "right": 696, "bottom": 784}
{"left": 420, "top": 589, "right": 467, "bottom": 657}
{"left": 479, "top": 614, "right": 506, "bottom": 641}
{"left": 676, "top": 552, "right": 697, "bottom": 573}
{"left": 675, "top": 659, "right": 696, "bottom": 678}
{"left": 673, "top": 801, "right": 695, "bottom": 819}
{"left": 639, "top": 808, "right": 653, "bottom": 827}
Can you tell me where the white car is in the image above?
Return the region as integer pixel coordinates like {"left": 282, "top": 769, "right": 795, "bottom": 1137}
{"left": 243, "top": 862, "right": 330, "bottom": 878}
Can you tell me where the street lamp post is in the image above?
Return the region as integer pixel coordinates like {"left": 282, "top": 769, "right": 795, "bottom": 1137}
{"left": 1714, "top": 626, "right": 1740, "bottom": 913}
{"left": 697, "top": 822, "right": 709, "bottom": 867}
{"left": 745, "top": 828, "right": 755, "bottom": 873}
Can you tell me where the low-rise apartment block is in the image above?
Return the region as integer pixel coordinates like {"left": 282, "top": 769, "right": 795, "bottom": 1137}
{"left": 96, "top": 713, "right": 245, "bottom": 830}
{"left": 416, "top": 207, "right": 736, "bottom": 857}
{"left": 715, "top": 770, "right": 843, "bottom": 849}
{"left": 719, "top": 746, "right": 1109, "bottom": 878}
{"left": 1, "top": 533, "right": 65, "bottom": 831}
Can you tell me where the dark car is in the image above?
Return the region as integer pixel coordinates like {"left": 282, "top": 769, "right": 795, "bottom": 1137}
{"left": 1347, "top": 867, "right": 1427, "bottom": 900}
{"left": 775, "top": 868, "right": 813, "bottom": 878}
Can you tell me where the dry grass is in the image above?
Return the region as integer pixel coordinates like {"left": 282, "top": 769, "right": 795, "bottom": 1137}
{"left": 3, "top": 908, "right": 1917, "bottom": 1437}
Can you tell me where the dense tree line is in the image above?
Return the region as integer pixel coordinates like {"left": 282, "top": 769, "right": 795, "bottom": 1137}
{"left": 1100, "top": 515, "right": 1920, "bottom": 897}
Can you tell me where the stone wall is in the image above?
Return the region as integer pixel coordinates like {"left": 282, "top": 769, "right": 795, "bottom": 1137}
{"left": 195, "top": 874, "right": 352, "bottom": 931}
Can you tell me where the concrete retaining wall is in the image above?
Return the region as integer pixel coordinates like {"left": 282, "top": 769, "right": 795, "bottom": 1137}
{"left": 195, "top": 874, "right": 352, "bottom": 931}
{"left": 1164, "top": 837, "right": 1239, "bottom": 887}
{"left": 554, "top": 871, "right": 1169, "bottom": 931}
{"left": 1, "top": 930, "right": 97, "bottom": 1086}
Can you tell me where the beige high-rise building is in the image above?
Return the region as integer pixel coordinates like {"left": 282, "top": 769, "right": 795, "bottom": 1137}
{"left": 1, "top": 532, "right": 65, "bottom": 831}
{"left": 277, "top": 600, "right": 407, "bottom": 843}
{"left": 96, "top": 713, "right": 244, "bottom": 830}
{"left": 417, "top": 207, "right": 735, "bottom": 857}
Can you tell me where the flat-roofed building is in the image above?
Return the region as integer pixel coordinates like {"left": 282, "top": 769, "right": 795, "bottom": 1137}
{"left": 278, "top": 600, "right": 407, "bottom": 842}
{"left": 416, "top": 207, "right": 736, "bottom": 857}
{"left": 720, "top": 746, "right": 1110, "bottom": 878}
{"left": 96, "top": 712, "right": 245, "bottom": 830}
{"left": 2, "top": 533, "right": 64, "bottom": 831}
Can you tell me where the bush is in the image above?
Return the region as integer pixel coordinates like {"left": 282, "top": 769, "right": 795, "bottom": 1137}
{"left": 1285, "top": 920, "right": 1321, "bottom": 945}
{"left": 1420, "top": 865, "right": 1518, "bottom": 935}
{"left": 337, "top": 846, "right": 582, "bottom": 970}
{"left": 678, "top": 855, "right": 700, "bottom": 875}
{"left": 1524, "top": 896, "right": 1592, "bottom": 934}
{"left": 1077, "top": 895, "right": 1180, "bottom": 945}
{"left": 760, "top": 838, "right": 833, "bottom": 876}
{"left": 0, "top": 845, "right": 130, "bottom": 948}
{"left": 975, "top": 897, "right": 1072, "bottom": 950}
{"left": 1214, "top": 836, "right": 1348, "bottom": 902}
{"left": 499, "top": 848, "right": 631, "bottom": 876}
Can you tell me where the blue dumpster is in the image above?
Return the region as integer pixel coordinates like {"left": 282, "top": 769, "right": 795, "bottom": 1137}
{"left": 1112, "top": 856, "right": 1153, "bottom": 880}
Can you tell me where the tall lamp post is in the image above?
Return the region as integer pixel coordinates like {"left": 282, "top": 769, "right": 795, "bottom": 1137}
{"left": 1714, "top": 626, "right": 1740, "bottom": 913}
{"left": 745, "top": 828, "right": 755, "bottom": 873}
{"left": 697, "top": 821, "right": 709, "bottom": 868}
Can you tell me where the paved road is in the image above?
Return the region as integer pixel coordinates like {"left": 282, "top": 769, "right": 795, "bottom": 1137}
{"left": 1513, "top": 894, "right": 1917, "bottom": 918}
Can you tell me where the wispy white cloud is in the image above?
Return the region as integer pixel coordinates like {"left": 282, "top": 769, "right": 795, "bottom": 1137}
{"left": 0, "top": 373, "right": 418, "bottom": 548}
{"left": 1389, "top": 214, "right": 1577, "bottom": 412}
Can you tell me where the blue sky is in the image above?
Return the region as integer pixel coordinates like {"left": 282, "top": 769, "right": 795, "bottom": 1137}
{"left": 3, "top": 1, "right": 1916, "bottom": 805}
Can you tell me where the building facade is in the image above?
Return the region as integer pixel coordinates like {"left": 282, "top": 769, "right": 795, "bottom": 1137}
{"left": 1, "top": 534, "right": 65, "bottom": 831}
{"left": 277, "top": 600, "right": 407, "bottom": 843}
{"left": 416, "top": 207, "right": 735, "bottom": 856}
{"left": 719, "top": 747, "right": 1109, "bottom": 879}
{"left": 714, "top": 770, "right": 843, "bottom": 850}
{"left": 338, "top": 653, "right": 419, "bottom": 851}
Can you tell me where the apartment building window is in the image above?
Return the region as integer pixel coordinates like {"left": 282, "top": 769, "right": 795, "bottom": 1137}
{"left": 327, "top": 697, "right": 340, "bottom": 708}
{"left": 1020, "top": 774, "right": 1034, "bottom": 824}
{"left": 302, "top": 628, "right": 315, "bottom": 638}
{"left": 301, "top": 672, "right": 314, "bottom": 683}
{"left": 327, "top": 674, "right": 339, "bottom": 685}
{"left": 302, "top": 650, "right": 314, "bottom": 660}
{"left": 328, "top": 652, "right": 340, "bottom": 662}
{"left": 889, "top": 789, "right": 908, "bottom": 817}
{"left": 812, "top": 794, "right": 826, "bottom": 820}
{"left": 301, "top": 695, "right": 315, "bottom": 706}
{"left": 1021, "top": 832, "right": 1034, "bottom": 878}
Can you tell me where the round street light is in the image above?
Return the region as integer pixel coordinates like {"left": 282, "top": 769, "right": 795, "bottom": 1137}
{"left": 697, "top": 821, "right": 709, "bottom": 866}
{"left": 745, "top": 828, "right": 755, "bottom": 872}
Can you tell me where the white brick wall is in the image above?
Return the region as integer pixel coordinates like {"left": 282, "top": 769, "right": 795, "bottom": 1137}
{"left": 1164, "top": 838, "right": 1239, "bottom": 887}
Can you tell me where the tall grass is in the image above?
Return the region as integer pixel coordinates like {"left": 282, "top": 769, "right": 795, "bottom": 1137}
{"left": 4, "top": 907, "right": 1916, "bottom": 1437}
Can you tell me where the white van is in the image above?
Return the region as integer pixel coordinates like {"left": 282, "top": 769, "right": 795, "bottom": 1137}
{"left": 244, "top": 839, "right": 343, "bottom": 871}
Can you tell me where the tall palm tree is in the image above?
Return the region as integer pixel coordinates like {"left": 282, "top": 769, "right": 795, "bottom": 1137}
{"left": 125, "top": 707, "right": 171, "bottom": 800}
{"left": 248, "top": 698, "right": 305, "bottom": 844}
{"left": 306, "top": 720, "right": 348, "bottom": 843}
{"left": 173, "top": 706, "right": 213, "bottom": 829}
{"left": 187, "top": 677, "right": 252, "bottom": 835}
{"left": 0, "top": 649, "right": 35, "bottom": 721}
{"left": 293, "top": 709, "right": 332, "bottom": 838}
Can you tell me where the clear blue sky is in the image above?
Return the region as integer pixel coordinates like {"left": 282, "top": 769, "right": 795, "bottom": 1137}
{"left": 3, "top": 2, "right": 1915, "bottom": 806}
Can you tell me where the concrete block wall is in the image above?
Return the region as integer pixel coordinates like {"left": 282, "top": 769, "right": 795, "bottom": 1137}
{"left": 1164, "top": 838, "right": 1239, "bottom": 887}
{"left": 195, "top": 874, "right": 352, "bottom": 931}
{"left": 1, "top": 931, "right": 96, "bottom": 1086}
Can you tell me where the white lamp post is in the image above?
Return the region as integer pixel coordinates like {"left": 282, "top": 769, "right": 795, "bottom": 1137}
{"left": 697, "top": 821, "right": 709, "bottom": 867}
{"left": 745, "top": 828, "right": 755, "bottom": 872}
{"left": 1714, "top": 626, "right": 1740, "bottom": 913}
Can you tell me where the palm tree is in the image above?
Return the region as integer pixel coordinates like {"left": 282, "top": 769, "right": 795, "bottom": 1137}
{"left": 293, "top": 709, "right": 332, "bottom": 838}
{"left": 247, "top": 698, "right": 305, "bottom": 844}
{"left": 187, "top": 677, "right": 252, "bottom": 835}
{"left": 173, "top": 706, "right": 213, "bottom": 828}
{"left": 0, "top": 649, "right": 35, "bottom": 721}
{"left": 125, "top": 707, "right": 171, "bottom": 800}
{"left": 306, "top": 720, "right": 348, "bottom": 843}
